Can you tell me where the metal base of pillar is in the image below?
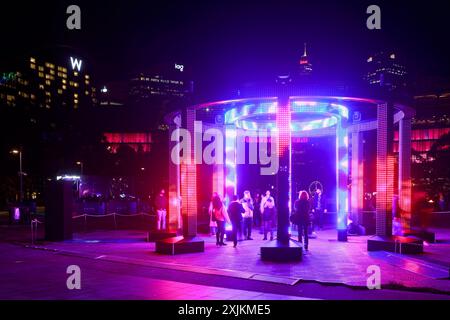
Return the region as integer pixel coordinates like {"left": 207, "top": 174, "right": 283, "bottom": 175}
{"left": 260, "top": 239, "right": 302, "bottom": 262}
{"left": 337, "top": 229, "right": 348, "bottom": 242}
{"left": 155, "top": 236, "right": 205, "bottom": 255}
{"left": 367, "top": 236, "right": 423, "bottom": 254}
{"left": 147, "top": 230, "right": 179, "bottom": 242}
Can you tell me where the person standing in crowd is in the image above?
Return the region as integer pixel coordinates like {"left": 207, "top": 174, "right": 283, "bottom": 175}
{"left": 293, "top": 190, "right": 310, "bottom": 251}
{"left": 262, "top": 198, "right": 276, "bottom": 241}
{"left": 228, "top": 195, "right": 245, "bottom": 247}
{"left": 312, "top": 188, "right": 325, "bottom": 232}
{"left": 212, "top": 194, "right": 230, "bottom": 246}
{"left": 253, "top": 193, "right": 262, "bottom": 228}
{"left": 260, "top": 190, "right": 275, "bottom": 213}
{"left": 241, "top": 190, "right": 254, "bottom": 240}
{"left": 208, "top": 192, "right": 219, "bottom": 236}
{"left": 155, "top": 189, "right": 167, "bottom": 230}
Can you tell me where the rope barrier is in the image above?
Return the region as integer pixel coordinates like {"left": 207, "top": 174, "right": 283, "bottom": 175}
{"left": 70, "top": 212, "right": 155, "bottom": 231}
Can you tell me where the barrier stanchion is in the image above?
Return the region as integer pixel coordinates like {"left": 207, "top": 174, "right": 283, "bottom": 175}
{"left": 30, "top": 218, "right": 43, "bottom": 245}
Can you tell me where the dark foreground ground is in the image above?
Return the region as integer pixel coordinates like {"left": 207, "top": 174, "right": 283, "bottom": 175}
{"left": 0, "top": 221, "right": 449, "bottom": 300}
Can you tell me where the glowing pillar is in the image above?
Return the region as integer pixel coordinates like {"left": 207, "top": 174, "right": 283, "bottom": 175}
{"left": 212, "top": 125, "right": 225, "bottom": 198}
{"left": 276, "top": 98, "right": 291, "bottom": 243}
{"left": 350, "top": 131, "right": 364, "bottom": 225}
{"left": 375, "top": 103, "right": 394, "bottom": 237}
{"left": 180, "top": 108, "right": 198, "bottom": 237}
{"left": 168, "top": 119, "right": 181, "bottom": 231}
{"left": 398, "top": 117, "right": 412, "bottom": 231}
{"left": 336, "top": 117, "right": 349, "bottom": 241}
{"left": 225, "top": 125, "right": 237, "bottom": 204}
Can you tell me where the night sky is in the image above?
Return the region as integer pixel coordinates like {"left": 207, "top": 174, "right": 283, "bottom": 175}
{"left": 1, "top": 0, "right": 450, "bottom": 98}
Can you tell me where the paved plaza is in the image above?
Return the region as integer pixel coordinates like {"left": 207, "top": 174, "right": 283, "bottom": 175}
{"left": 1, "top": 221, "right": 449, "bottom": 299}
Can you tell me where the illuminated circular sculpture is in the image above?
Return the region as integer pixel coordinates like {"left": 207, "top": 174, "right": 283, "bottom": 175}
{"left": 166, "top": 94, "right": 415, "bottom": 250}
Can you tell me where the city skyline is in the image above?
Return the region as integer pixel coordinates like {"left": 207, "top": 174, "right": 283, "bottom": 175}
{"left": 1, "top": 1, "right": 450, "bottom": 100}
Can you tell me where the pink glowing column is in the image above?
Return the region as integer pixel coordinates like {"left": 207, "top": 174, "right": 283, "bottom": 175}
{"left": 168, "top": 119, "right": 182, "bottom": 231}
{"left": 398, "top": 117, "right": 412, "bottom": 231}
{"left": 351, "top": 130, "right": 364, "bottom": 225}
{"left": 376, "top": 103, "right": 394, "bottom": 237}
{"left": 180, "top": 108, "right": 198, "bottom": 237}
{"left": 275, "top": 99, "right": 292, "bottom": 243}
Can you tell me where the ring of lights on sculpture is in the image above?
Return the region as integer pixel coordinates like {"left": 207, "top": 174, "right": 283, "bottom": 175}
{"left": 223, "top": 100, "right": 348, "bottom": 132}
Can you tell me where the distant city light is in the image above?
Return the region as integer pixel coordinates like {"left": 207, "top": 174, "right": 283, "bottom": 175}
{"left": 56, "top": 175, "right": 80, "bottom": 181}
{"left": 174, "top": 63, "right": 184, "bottom": 72}
{"left": 101, "top": 86, "right": 108, "bottom": 93}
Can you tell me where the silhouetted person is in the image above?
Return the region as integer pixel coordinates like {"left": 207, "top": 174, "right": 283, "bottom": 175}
{"left": 212, "top": 194, "right": 230, "bottom": 246}
{"left": 312, "top": 188, "right": 325, "bottom": 231}
{"left": 155, "top": 189, "right": 167, "bottom": 230}
{"left": 240, "top": 190, "right": 254, "bottom": 240}
{"left": 228, "top": 195, "right": 245, "bottom": 247}
{"left": 208, "top": 192, "right": 219, "bottom": 236}
{"left": 294, "top": 190, "right": 310, "bottom": 250}
{"left": 262, "top": 198, "right": 276, "bottom": 241}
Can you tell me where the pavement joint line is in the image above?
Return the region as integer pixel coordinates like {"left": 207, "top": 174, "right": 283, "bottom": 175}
{"left": 18, "top": 242, "right": 307, "bottom": 287}
{"left": 14, "top": 241, "right": 450, "bottom": 296}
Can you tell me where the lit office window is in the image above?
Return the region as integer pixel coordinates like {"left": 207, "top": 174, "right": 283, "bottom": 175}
{"left": 85, "top": 80, "right": 90, "bottom": 85}
{"left": 58, "top": 89, "right": 63, "bottom": 94}
{"left": 45, "top": 80, "right": 51, "bottom": 86}
{"left": 39, "top": 84, "right": 44, "bottom": 90}
{"left": 62, "top": 79, "right": 67, "bottom": 84}
{"left": 74, "top": 71, "right": 78, "bottom": 76}
{"left": 74, "top": 93, "right": 78, "bottom": 98}
{"left": 49, "top": 70, "right": 55, "bottom": 75}
{"left": 30, "top": 63, "right": 36, "bottom": 69}
{"left": 45, "top": 62, "right": 55, "bottom": 69}
{"left": 62, "top": 85, "right": 67, "bottom": 90}
{"left": 85, "top": 75, "right": 90, "bottom": 79}
{"left": 45, "top": 91, "right": 51, "bottom": 96}
{"left": 38, "top": 72, "right": 44, "bottom": 78}
{"left": 38, "top": 66, "right": 44, "bottom": 71}
{"left": 30, "top": 57, "right": 36, "bottom": 63}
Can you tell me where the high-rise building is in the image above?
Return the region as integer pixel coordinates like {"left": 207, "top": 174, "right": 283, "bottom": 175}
{"left": 298, "top": 43, "right": 313, "bottom": 76}
{"left": 0, "top": 50, "right": 97, "bottom": 109}
{"left": 129, "top": 63, "right": 193, "bottom": 102}
{"left": 364, "top": 51, "right": 407, "bottom": 91}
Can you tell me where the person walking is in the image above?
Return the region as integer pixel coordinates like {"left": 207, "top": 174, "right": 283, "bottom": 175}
{"left": 262, "top": 198, "right": 276, "bottom": 240}
{"left": 155, "top": 189, "right": 167, "bottom": 230}
{"left": 228, "top": 195, "right": 245, "bottom": 247}
{"left": 212, "top": 194, "right": 230, "bottom": 246}
{"left": 293, "top": 190, "right": 311, "bottom": 251}
{"left": 241, "top": 190, "right": 254, "bottom": 240}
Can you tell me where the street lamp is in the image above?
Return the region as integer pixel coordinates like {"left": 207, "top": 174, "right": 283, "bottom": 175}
{"left": 76, "top": 161, "right": 83, "bottom": 175}
{"left": 10, "top": 149, "right": 23, "bottom": 203}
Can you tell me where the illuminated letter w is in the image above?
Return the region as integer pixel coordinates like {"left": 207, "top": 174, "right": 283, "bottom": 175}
{"left": 70, "top": 57, "right": 83, "bottom": 71}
